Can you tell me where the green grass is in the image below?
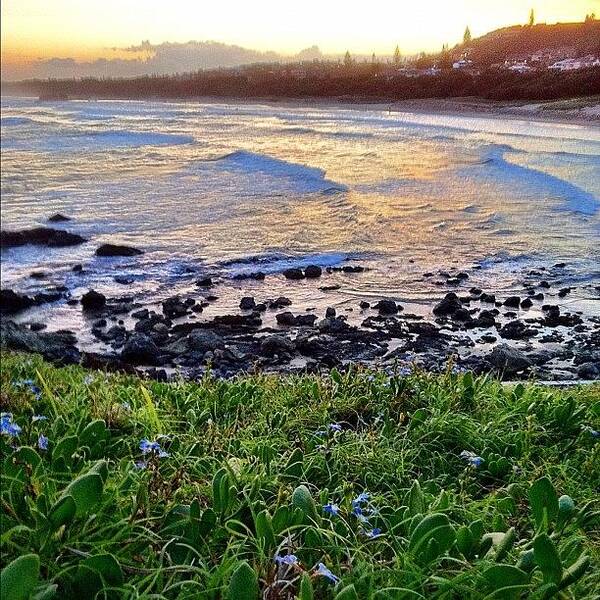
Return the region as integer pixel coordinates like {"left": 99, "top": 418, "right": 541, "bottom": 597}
{"left": 1, "top": 351, "right": 599, "bottom": 599}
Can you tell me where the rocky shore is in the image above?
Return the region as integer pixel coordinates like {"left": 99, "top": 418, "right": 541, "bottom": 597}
{"left": 1, "top": 223, "right": 599, "bottom": 382}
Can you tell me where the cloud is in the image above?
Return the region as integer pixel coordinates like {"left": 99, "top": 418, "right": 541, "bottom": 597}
{"left": 1, "top": 41, "right": 326, "bottom": 80}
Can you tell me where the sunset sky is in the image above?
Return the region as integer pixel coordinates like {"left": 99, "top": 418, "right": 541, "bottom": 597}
{"left": 2, "top": 0, "right": 599, "bottom": 72}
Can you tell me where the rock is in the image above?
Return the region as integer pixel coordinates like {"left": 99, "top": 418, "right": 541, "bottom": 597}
{"left": 558, "top": 287, "right": 572, "bottom": 298}
{"left": 1, "top": 290, "right": 36, "bottom": 314}
{"left": 240, "top": 296, "right": 256, "bottom": 310}
{"left": 48, "top": 213, "right": 71, "bottom": 222}
{"left": 433, "top": 293, "right": 462, "bottom": 316}
{"left": 29, "top": 322, "right": 47, "bottom": 332}
{"left": 304, "top": 265, "right": 322, "bottom": 278}
{"left": 1, "top": 227, "right": 86, "bottom": 248}
{"left": 473, "top": 310, "right": 496, "bottom": 328}
{"left": 325, "top": 307, "right": 336, "bottom": 319}
{"left": 260, "top": 335, "right": 295, "bottom": 357}
{"left": 114, "top": 276, "right": 134, "bottom": 285}
{"left": 269, "top": 297, "right": 292, "bottom": 309}
{"left": 188, "top": 331, "right": 225, "bottom": 353}
{"left": 538, "top": 280, "right": 551, "bottom": 288}
{"left": 452, "top": 308, "right": 473, "bottom": 322}
{"left": 480, "top": 293, "right": 496, "bottom": 303}
{"left": 359, "top": 301, "right": 370, "bottom": 309}
{"left": 374, "top": 299, "right": 399, "bottom": 315}
{"left": 95, "top": 243, "right": 143, "bottom": 257}
{"left": 577, "top": 362, "right": 600, "bottom": 380}
{"left": 196, "top": 277, "right": 213, "bottom": 287}
{"left": 283, "top": 268, "right": 305, "bottom": 280}
{"left": 131, "top": 308, "right": 149, "bottom": 320}
{"left": 456, "top": 272, "right": 469, "bottom": 280}
{"left": 342, "top": 265, "right": 365, "bottom": 273}
{"left": 320, "top": 284, "right": 341, "bottom": 291}
{"left": 81, "top": 290, "right": 106, "bottom": 311}
{"left": 499, "top": 320, "right": 537, "bottom": 340}
{"left": 520, "top": 298, "right": 533, "bottom": 309}
{"left": 503, "top": 296, "right": 521, "bottom": 308}
{"left": 296, "top": 314, "right": 318, "bottom": 327}
{"left": 1, "top": 320, "right": 80, "bottom": 364}
{"left": 542, "top": 305, "right": 560, "bottom": 319}
{"left": 487, "top": 344, "right": 532, "bottom": 376}
{"left": 30, "top": 271, "right": 47, "bottom": 280}
{"left": 232, "top": 271, "right": 266, "bottom": 280}
{"left": 162, "top": 296, "right": 193, "bottom": 319}
{"left": 276, "top": 311, "right": 297, "bottom": 326}
{"left": 121, "top": 333, "right": 161, "bottom": 365}
{"left": 212, "top": 314, "right": 262, "bottom": 329}
{"left": 72, "top": 264, "right": 83, "bottom": 272}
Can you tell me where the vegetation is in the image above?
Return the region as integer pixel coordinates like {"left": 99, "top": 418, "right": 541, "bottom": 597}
{"left": 1, "top": 351, "right": 599, "bottom": 599}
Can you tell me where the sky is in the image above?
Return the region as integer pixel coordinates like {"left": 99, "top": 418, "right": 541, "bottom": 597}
{"left": 2, "top": 0, "right": 599, "bottom": 78}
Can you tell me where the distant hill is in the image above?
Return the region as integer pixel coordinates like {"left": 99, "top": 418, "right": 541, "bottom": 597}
{"left": 456, "top": 20, "right": 600, "bottom": 65}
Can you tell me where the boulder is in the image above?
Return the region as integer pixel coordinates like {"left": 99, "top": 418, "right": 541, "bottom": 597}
{"left": 499, "top": 320, "right": 537, "bottom": 340}
{"left": 240, "top": 296, "right": 256, "bottom": 310}
{"left": 276, "top": 311, "right": 298, "bottom": 326}
{"left": 487, "top": 344, "right": 532, "bottom": 376}
{"left": 283, "top": 268, "right": 305, "bottom": 280}
{"left": 374, "top": 299, "right": 399, "bottom": 315}
{"left": 304, "top": 265, "right": 323, "bottom": 278}
{"left": 503, "top": 296, "right": 521, "bottom": 308}
{"left": 260, "top": 335, "right": 295, "bottom": 357}
{"left": 95, "top": 243, "right": 143, "bottom": 257}
{"left": 1, "top": 227, "right": 86, "bottom": 248}
{"left": 81, "top": 290, "right": 106, "bottom": 311}
{"left": 1, "top": 289, "right": 35, "bottom": 314}
{"left": 433, "top": 293, "right": 462, "bottom": 316}
{"left": 48, "top": 213, "right": 71, "bottom": 222}
{"left": 121, "top": 333, "right": 161, "bottom": 365}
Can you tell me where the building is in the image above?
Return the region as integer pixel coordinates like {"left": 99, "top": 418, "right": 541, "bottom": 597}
{"left": 548, "top": 56, "right": 600, "bottom": 71}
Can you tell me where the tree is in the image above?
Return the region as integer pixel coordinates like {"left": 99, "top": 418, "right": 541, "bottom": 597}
{"left": 393, "top": 45, "right": 402, "bottom": 66}
{"left": 344, "top": 50, "right": 352, "bottom": 67}
{"left": 463, "top": 26, "right": 472, "bottom": 45}
{"left": 529, "top": 8, "right": 535, "bottom": 26}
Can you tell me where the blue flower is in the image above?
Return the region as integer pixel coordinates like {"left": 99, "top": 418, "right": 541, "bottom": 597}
{"left": 364, "top": 527, "right": 382, "bottom": 538}
{"left": 275, "top": 554, "right": 298, "bottom": 566}
{"left": 121, "top": 402, "right": 131, "bottom": 411}
{"left": 84, "top": 375, "right": 94, "bottom": 385}
{"left": 582, "top": 425, "right": 599, "bottom": 439}
{"left": 352, "top": 492, "right": 370, "bottom": 508}
{"left": 1, "top": 413, "right": 21, "bottom": 437}
{"left": 134, "top": 461, "right": 147, "bottom": 470}
{"left": 16, "top": 380, "right": 42, "bottom": 399}
{"left": 140, "top": 438, "right": 169, "bottom": 457}
{"left": 323, "top": 503, "right": 340, "bottom": 516}
{"left": 38, "top": 434, "right": 49, "bottom": 451}
{"left": 316, "top": 562, "right": 340, "bottom": 584}
{"left": 328, "top": 423, "right": 342, "bottom": 432}
{"left": 32, "top": 415, "right": 47, "bottom": 422}
{"left": 460, "top": 450, "right": 484, "bottom": 468}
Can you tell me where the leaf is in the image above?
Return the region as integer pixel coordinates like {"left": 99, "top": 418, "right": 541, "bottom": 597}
{"left": 494, "top": 527, "right": 517, "bottom": 562}
{"left": 140, "top": 386, "right": 162, "bottom": 433}
{"left": 227, "top": 561, "right": 258, "bottom": 600}
{"left": 31, "top": 585, "right": 58, "bottom": 600}
{"left": 47, "top": 495, "right": 76, "bottom": 530}
{"left": 254, "top": 510, "right": 275, "bottom": 553}
{"left": 61, "top": 472, "right": 104, "bottom": 516}
{"left": 484, "top": 565, "right": 529, "bottom": 589}
{"left": 298, "top": 573, "right": 314, "bottom": 600}
{"left": 373, "top": 589, "right": 425, "bottom": 599}
{"left": 52, "top": 435, "right": 78, "bottom": 465}
{"left": 334, "top": 585, "right": 359, "bottom": 600}
{"left": 291, "top": 484, "right": 319, "bottom": 523}
{"left": 558, "top": 554, "right": 590, "bottom": 591}
{"left": 456, "top": 526, "right": 475, "bottom": 558}
{"left": 283, "top": 448, "right": 304, "bottom": 479}
{"left": 74, "top": 553, "right": 123, "bottom": 598}
{"left": 529, "top": 477, "right": 558, "bottom": 532}
{"left": 1, "top": 554, "right": 40, "bottom": 600}
{"left": 557, "top": 495, "right": 576, "bottom": 528}
{"left": 408, "top": 513, "right": 455, "bottom": 564}
{"left": 533, "top": 534, "right": 563, "bottom": 585}
{"left": 407, "top": 480, "right": 424, "bottom": 516}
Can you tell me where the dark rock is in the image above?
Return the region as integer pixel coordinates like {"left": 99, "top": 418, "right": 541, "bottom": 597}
{"left": 30, "top": 271, "right": 47, "bottom": 279}
{"left": 95, "top": 243, "right": 143, "bottom": 257}
{"left": 577, "top": 362, "right": 600, "bottom": 380}
{"left": 533, "top": 293, "right": 544, "bottom": 301}
{"left": 538, "top": 280, "right": 551, "bottom": 288}
{"left": 479, "top": 334, "right": 497, "bottom": 343}
{"left": 473, "top": 310, "right": 497, "bottom": 328}
{"left": 480, "top": 293, "right": 496, "bottom": 303}
{"left": 487, "top": 344, "right": 532, "bottom": 376}
{"left": 240, "top": 296, "right": 256, "bottom": 310}
{"left": 72, "top": 264, "right": 83, "bottom": 272}
{"left": 320, "top": 284, "right": 341, "bottom": 291}
{"left": 304, "top": 265, "right": 322, "bottom": 278}
{"left": 114, "top": 276, "right": 134, "bottom": 285}
{"left": 452, "top": 308, "right": 473, "bottom": 322}
{"left": 504, "top": 296, "right": 521, "bottom": 308}
{"left": 283, "top": 268, "right": 305, "bottom": 280}
{"left": 212, "top": 314, "right": 262, "bottom": 329}
{"left": 520, "top": 298, "right": 533, "bottom": 309}
{"left": 359, "top": 301, "right": 370, "bottom": 309}
{"left": 81, "top": 290, "right": 106, "bottom": 311}
{"left": 342, "top": 265, "right": 365, "bottom": 273}
{"left": 260, "top": 335, "right": 295, "bottom": 357}
{"left": 1, "top": 320, "right": 80, "bottom": 364}
{"left": 558, "top": 287, "right": 572, "bottom": 298}
{"left": 296, "top": 314, "right": 318, "bottom": 327}
{"left": 196, "top": 277, "right": 213, "bottom": 287}
{"left": 499, "top": 320, "right": 537, "bottom": 340}
{"left": 29, "top": 322, "right": 47, "bottom": 332}
{"left": 276, "top": 312, "right": 297, "bottom": 326}
{"left": 374, "top": 299, "right": 400, "bottom": 315}
{"left": 121, "top": 333, "right": 161, "bottom": 365}
{"left": 325, "top": 307, "right": 336, "bottom": 319}
{"left": 456, "top": 272, "right": 469, "bottom": 280}
{"left": 470, "top": 287, "right": 482, "bottom": 296}
{"left": 162, "top": 296, "right": 193, "bottom": 319}
{"left": 131, "top": 308, "right": 149, "bottom": 320}
{"left": 1, "top": 290, "right": 35, "bottom": 314}
{"left": 93, "top": 319, "right": 107, "bottom": 328}
{"left": 433, "top": 292, "right": 462, "bottom": 316}
{"left": 232, "top": 271, "right": 265, "bottom": 280}
{"left": 269, "top": 297, "right": 292, "bottom": 309}
{"left": 1, "top": 227, "right": 86, "bottom": 248}
{"left": 48, "top": 213, "right": 71, "bottom": 222}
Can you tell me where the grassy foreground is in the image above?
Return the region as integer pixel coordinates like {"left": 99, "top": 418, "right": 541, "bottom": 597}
{"left": 1, "top": 352, "right": 599, "bottom": 600}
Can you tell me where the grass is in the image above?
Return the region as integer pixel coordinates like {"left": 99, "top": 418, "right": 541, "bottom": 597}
{"left": 1, "top": 350, "right": 599, "bottom": 599}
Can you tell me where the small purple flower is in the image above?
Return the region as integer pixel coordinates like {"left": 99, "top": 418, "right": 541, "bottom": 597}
{"left": 323, "top": 503, "right": 340, "bottom": 516}
{"left": 134, "top": 461, "right": 147, "bottom": 470}
{"left": 328, "top": 423, "right": 342, "bottom": 432}
{"left": 140, "top": 438, "right": 169, "bottom": 458}
{"left": 316, "top": 562, "right": 340, "bottom": 584}
{"left": 1, "top": 413, "right": 21, "bottom": 437}
{"left": 275, "top": 554, "right": 298, "bottom": 566}
{"left": 38, "top": 434, "right": 49, "bottom": 451}
{"left": 364, "top": 527, "right": 382, "bottom": 538}
{"left": 352, "top": 492, "right": 370, "bottom": 508}
{"left": 460, "top": 450, "right": 484, "bottom": 468}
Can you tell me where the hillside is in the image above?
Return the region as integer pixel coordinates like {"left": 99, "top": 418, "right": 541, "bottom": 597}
{"left": 459, "top": 20, "right": 600, "bottom": 64}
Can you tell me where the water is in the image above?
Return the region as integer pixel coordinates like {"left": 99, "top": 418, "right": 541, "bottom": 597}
{"left": 1, "top": 96, "right": 599, "bottom": 339}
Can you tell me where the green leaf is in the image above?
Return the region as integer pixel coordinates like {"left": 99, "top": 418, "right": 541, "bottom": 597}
{"left": 74, "top": 553, "right": 123, "bottom": 598}
{"left": 557, "top": 495, "right": 576, "bottom": 528}
{"left": 407, "top": 480, "right": 424, "bottom": 516}
{"left": 334, "top": 585, "right": 359, "bottom": 600}
{"left": 254, "top": 510, "right": 275, "bottom": 553}
{"left": 408, "top": 513, "right": 455, "bottom": 564}
{"left": 52, "top": 435, "right": 78, "bottom": 465}
{"left": 558, "top": 554, "right": 590, "bottom": 591}
{"left": 494, "top": 527, "right": 517, "bottom": 562}
{"left": 484, "top": 565, "right": 529, "bottom": 589}
{"left": 533, "top": 534, "right": 563, "bottom": 585}
{"left": 283, "top": 448, "right": 304, "bottom": 479}
{"left": 291, "top": 484, "right": 319, "bottom": 523}
{"left": 1, "top": 554, "right": 40, "bottom": 600}
{"left": 529, "top": 478, "right": 558, "bottom": 532}
{"left": 31, "top": 585, "right": 58, "bottom": 600}
{"left": 61, "top": 472, "right": 104, "bottom": 517}
{"left": 456, "top": 526, "right": 475, "bottom": 558}
{"left": 227, "top": 561, "right": 258, "bottom": 600}
{"left": 78, "top": 420, "right": 108, "bottom": 447}
{"left": 373, "top": 589, "right": 425, "bottom": 599}
{"left": 47, "top": 495, "right": 76, "bottom": 530}
{"left": 298, "top": 573, "right": 314, "bottom": 600}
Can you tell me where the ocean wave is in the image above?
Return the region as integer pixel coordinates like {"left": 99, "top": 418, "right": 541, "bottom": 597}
{"left": 1, "top": 117, "right": 35, "bottom": 126}
{"left": 209, "top": 150, "right": 348, "bottom": 194}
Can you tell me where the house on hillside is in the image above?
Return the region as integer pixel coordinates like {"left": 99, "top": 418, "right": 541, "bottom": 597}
{"left": 548, "top": 55, "right": 600, "bottom": 71}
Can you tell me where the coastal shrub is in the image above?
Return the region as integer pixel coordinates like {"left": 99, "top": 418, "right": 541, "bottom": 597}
{"left": 1, "top": 351, "right": 599, "bottom": 599}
